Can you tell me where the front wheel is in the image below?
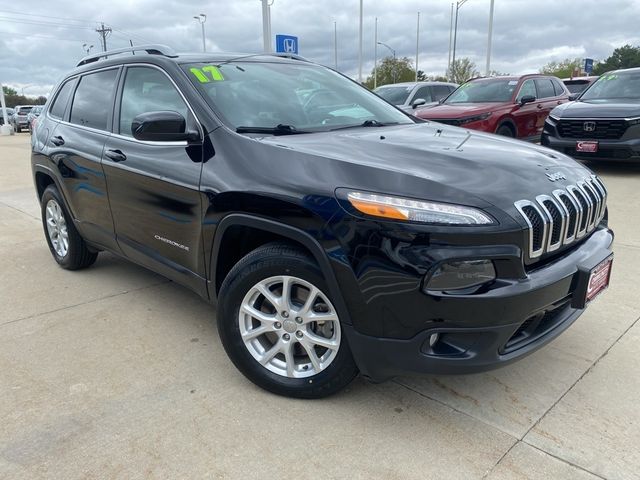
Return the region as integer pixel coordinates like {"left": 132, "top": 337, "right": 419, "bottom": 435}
{"left": 217, "top": 243, "right": 358, "bottom": 398}
{"left": 496, "top": 124, "right": 514, "bottom": 137}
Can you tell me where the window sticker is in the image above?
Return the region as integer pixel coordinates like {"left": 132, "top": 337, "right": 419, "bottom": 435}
{"left": 508, "top": 80, "right": 518, "bottom": 85}
{"left": 189, "top": 66, "right": 224, "bottom": 83}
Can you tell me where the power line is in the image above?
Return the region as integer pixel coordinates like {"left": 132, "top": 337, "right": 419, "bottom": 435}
{"left": 0, "top": 16, "right": 95, "bottom": 30}
{"left": 0, "top": 9, "right": 97, "bottom": 24}
{"left": 0, "top": 29, "right": 89, "bottom": 42}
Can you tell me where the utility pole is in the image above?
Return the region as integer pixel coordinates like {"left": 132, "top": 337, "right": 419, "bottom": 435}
{"left": 193, "top": 14, "right": 207, "bottom": 52}
{"left": 358, "top": 0, "right": 363, "bottom": 83}
{"left": 447, "top": 3, "right": 454, "bottom": 79}
{"left": 415, "top": 12, "right": 420, "bottom": 82}
{"left": 95, "top": 23, "right": 112, "bottom": 52}
{"left": 334, "top": 21, "right": 338, "bottom": 70}
{"left": 485, "top": 0, "right": 495, "bottom": 76}
{"left": 374, "top": 17, "right": 378, "bottom": 88}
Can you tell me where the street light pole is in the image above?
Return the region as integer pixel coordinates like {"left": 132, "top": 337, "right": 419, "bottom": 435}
{"left": 358, "top": 0, "right": 363, "bottom": 83}
{"left": 451, "top": 0, "right": 469, "bottom": 80}
{"left": 447, "top": 3, "right": 454, "bottom": 79}
{"left": 485, "top": 0, "right": 495, "bottom": 76}
{"left": 193, "top": 14, "right": 207, "bottom": 52}
{"left": 374, "top": 17, "right": 378, "bottom": 88}
{"left": 377, "top": 41, "right": 396, "bottom": 83}
{"left": 415, "top": 12, "right": 420, "bottom": 82}
{"left": 261, "top": 0, "right": 271, "bottom": 52}
{"left": 334, "top": 21, "right": 338, "bottom": 70}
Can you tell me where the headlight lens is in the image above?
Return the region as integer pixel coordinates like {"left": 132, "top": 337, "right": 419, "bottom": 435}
{"left": 459, "top": 112, "right": 492, "bottom": 125}
{"left": 425, "top": 259, "right": 496, "bottom": 291}
{"left": 548, "top": 113, "right": 560, "bottom": 122}
{"left": 346, "top": 191, "right": 495, "bottom": 225}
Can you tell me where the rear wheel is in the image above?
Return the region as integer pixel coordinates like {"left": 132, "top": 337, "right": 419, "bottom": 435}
{"left": 217, "top": 243, "right": 358, "bottom": 398}
{"left": 41, "top": 185, "right": 98, "bottom": 270}
{"left": 496, "top": 124, "right": 514, "bottom": 137}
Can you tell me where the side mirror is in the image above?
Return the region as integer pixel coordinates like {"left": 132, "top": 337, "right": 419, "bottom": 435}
{"left": 411, "top": 98, "right": 427, "bottom": 109}
{"left": 519, "top": 95, "right": 536, "bottom": 106}
{"left": 131, "top": 111, "right": 199, "bottom": 142}
{"left": 568, "top": 93, "right": 579, "bottom": 101}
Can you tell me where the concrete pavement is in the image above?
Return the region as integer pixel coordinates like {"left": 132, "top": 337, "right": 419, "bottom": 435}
{"left": 1, "top": 133, "right": 639, "bottom": 479}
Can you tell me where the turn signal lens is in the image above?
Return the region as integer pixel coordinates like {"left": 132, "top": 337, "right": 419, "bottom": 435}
{"left": 346, "top": 191, "right": 494, "bottom": 225}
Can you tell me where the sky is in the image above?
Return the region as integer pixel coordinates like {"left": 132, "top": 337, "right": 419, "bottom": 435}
{"left": 1, "top": 0, "right": 640, "bottom": 97}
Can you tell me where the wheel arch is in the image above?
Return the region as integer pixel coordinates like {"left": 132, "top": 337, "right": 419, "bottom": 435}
{"left": 496, "top": 117, "right": 517, "bottom": 137}
{"left": 210, "top": 213, "right": 352, "bottom": 325}
{"left": 33, "top": 165, "right": 77, "bottom": 218}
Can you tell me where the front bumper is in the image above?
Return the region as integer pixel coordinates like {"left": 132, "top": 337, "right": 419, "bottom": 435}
{"left": 541, "top": 126, "right": 640, "bottom": 162}
{"left": 343, "top": 227, "right": 613, "bottom": 382}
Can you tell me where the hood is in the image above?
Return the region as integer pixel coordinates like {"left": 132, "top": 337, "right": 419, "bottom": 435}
{"left": 552, "top": 99, "right": 640, "bottom": 119}
{"left": 257, "top": 123, "right": 592, "bottom": 213}
{"left": 416, "top": 103, "right": 502, "bottom": 119}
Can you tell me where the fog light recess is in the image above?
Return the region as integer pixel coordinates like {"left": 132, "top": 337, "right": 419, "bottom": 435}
{"left": 425, "top": 259, "right": 496, "bottom": 293}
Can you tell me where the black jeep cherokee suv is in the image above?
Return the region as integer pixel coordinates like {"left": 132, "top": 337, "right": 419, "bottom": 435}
{"left": 31, "top": 45, "right": 614, "bottom": 398}
{"left": 542, "top": 67, "right": 640, "bottom": 162}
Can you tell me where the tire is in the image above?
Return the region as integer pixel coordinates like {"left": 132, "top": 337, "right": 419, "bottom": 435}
{"left": 15, "top": 124, "right": 20, "bottom": 133}
{"left": 217, "top": 243, "right": 358, "bottom": 398}
{"left": 496, "top": 124, "right": 514, "bottom": 137}
{"left": 41, "top": 185, "right": 98, "bottom": 270}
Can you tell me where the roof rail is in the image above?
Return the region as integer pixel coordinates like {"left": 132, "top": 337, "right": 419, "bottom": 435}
{"left": 77, "top": 44, "right": 177, "bottom": 67}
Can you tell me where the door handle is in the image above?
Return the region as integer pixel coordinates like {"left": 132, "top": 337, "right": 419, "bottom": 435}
{"left": 105, "top": 149, "right": 127, "bottom": 162}
{"left": 537, "top": 104, "right": 543, "bottom": 109}
{"left": 50, "top": 136, "right": 65, "bottom": 146}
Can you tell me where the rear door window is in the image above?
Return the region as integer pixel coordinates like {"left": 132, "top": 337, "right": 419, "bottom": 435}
{"left": 534, "top": 78, "right": 556, "bottom": 99}
{"left": 70, "top": 69, "right": 119, "bottom": 130}
{"left": 49, "top": 80, "right": 75, "bottom": 119}
{"left": 551, "top": 78, "right": 566, "bottom": 96}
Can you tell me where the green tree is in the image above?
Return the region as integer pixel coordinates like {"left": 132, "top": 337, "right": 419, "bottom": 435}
{"left": 364, "top": 56, "right": 417, "bottom": 89}
{"left": 593, "top": 44, "right": 640, "bottom": 75}
{"left": 2, "top": 86, "right": 18, "bottom": 96}
{"left": 448, "top": 58, "right": 479, "bottom": 84}
{"left": 540, "top": 58, "right": 582, "bottom": 78}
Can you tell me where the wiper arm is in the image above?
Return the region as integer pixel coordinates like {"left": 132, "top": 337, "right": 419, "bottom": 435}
{"left": 330, "top": 120, "right": 401, "bottom": 131}
{"left": 235, "top": 124, "right": 311, "bottom": 135}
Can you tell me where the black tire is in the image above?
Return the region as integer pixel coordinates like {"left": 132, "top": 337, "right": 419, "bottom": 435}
{"left": 496, "top": 124, "right": 514, "bottom": 137}
{"left": 217, "top": 243, "right": 358, "bottom": 398}
{"left": 15, "top": 124, "right": 20, "bottom": 133}
{"left": 41, "top": 185, "right": 98, "bottom": 270}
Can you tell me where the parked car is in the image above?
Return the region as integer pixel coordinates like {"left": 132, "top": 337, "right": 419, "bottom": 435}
{"left": 32, "top": 45, "right": 613, "bottom": 398}
{"left": 0, "top": 107, "right": 15, "bottom": 125}
{"left": 374, "top": 81, "right": 458, "bottom": 113}
{"left": 27, "top": 105, "right": 43, "bottom": 133}
{"left": 415, "top": 75, "right": 570, "bottom": 141}
{"left": 563, "top": 76, "right": 599, "bottom": 96}
{"left": 543, "top": 67, "right": 640, "bottom": 161}
{"left": 10, "top": 105, "right": 35, "bottom": 132}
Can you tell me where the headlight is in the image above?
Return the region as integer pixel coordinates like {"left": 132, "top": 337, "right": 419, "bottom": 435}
{"left": 548, "top": 113, "right": 560, "bottom": 122}
{"left": 627, "top": 117, "right": 640, "bottom": 126}
{"left": 459, "top": 112, "right": 492, "bottom": 125}
{"left": 346, "top": 191, "right": 495, "bottom": 225}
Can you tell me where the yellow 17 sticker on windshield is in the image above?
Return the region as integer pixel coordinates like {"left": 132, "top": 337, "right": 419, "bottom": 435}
{"left": 190, "top": 66, "right": 224, "bottom": 83}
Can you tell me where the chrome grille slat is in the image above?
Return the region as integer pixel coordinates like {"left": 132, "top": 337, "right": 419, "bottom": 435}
{"left": 515, "top": 176, "right": 607, "bottom": 260}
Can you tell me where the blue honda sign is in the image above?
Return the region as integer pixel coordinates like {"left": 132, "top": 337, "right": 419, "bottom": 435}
{"left": 275, "top": 34, "right": 299, "bottom": 54}
{"left": 584, "top": 58, "right": 594, "bottom": 74}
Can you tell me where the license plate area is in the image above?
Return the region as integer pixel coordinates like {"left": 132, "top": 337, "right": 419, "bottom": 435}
{"left": 576, "top": 141, "right": 599, "bottom": 153}
{"left": 572, "top": 255, "right": 613, "bottom": 308}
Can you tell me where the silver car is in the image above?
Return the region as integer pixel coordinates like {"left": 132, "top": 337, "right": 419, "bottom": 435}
{"left": 10, "top": 105, "right": 36, "bottom": 133}
{"left": 374, "top": 81, "right": 458, "bottom": 113}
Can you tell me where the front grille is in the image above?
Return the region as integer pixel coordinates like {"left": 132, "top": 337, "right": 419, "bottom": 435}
{"left": 514, "top": 175, "right": 607, "bottom": 259}
{"left": 557, "top": 119, "right": 628, "bottom": 139}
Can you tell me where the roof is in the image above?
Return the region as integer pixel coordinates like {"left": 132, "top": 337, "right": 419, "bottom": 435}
{"left": 375, "top": 81, "right": 458, "bottom": 89}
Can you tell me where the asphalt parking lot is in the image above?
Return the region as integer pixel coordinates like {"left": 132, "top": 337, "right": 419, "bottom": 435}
{"left": 1, "top": 132, "right": 639, "bottom": 480}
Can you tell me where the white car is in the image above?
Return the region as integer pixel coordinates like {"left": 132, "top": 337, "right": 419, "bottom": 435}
{"left": 374, "top": 81, "right": 458, "bottom": 113}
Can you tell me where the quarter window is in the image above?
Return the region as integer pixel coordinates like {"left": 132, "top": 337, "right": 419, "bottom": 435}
{"left": 49, "top": 79, "right": 75, "bottom": 119}
{"left": 119, "top": 67, "right": 189, "bottom": 137}
{"left": 70, "top": 69, "right": 118, "bottom": 130}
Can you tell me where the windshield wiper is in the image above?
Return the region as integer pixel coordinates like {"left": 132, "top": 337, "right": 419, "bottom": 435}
{"left": 235, "top": 124, "right": 311, "bottom": 135}
{"left": 330, "top": 120, "right": 402, "bottom": 131}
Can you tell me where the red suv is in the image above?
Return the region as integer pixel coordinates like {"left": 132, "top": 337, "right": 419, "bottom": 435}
{"left": 415, "top": 75, "right": 570, "bottom": 141}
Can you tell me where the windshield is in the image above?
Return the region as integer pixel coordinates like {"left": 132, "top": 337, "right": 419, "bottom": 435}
{"left": 580, "top": 71, "right": 640, "bottom": 101}
{"left": 445, "top": 79, "right": 518, "bottom": 103}
{"left": 374, "top": 85, "right": 412, "bottom": 105}
{"left": 183, "top": 61, "right": 413, "bottom": 132}
{"left": 17, "top": 107, "right": 33, "bottom": 114}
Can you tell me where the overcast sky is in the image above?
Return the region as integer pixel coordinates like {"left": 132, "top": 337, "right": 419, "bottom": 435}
{"left": 1, "top": 0, "right": 640, "bottom": 97}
